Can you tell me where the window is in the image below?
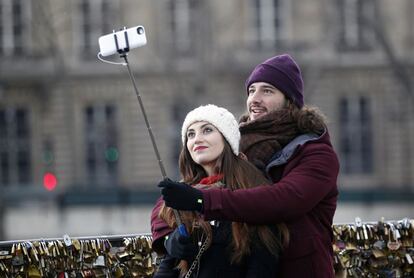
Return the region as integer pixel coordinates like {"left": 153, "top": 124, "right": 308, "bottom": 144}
{"left": 0, "top": 0, "right": 30, "bottom": 56}
{"left": 78, "top": 0, "right": 113, "bottom": 56}
{"left": 339, "top": 96, "right": 373, "bottom": 174}
{"left": 252, "top": 0, "right": 284, "bottom": 48}
{"left": 337, "top": 0, "right": 376, "bottom": 51}
{"left": 0, "top": 107, "right": 32, "bottom": 186}
{"left": 169, "top": 0, "right": 196, "bottom": 54}
{"left": 84, "top": 104, "right": 118, "bottom": 186}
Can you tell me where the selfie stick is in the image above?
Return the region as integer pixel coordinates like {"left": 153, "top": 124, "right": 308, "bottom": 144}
{"left": 101, "top": 29, "right": 188, "bottom": 237}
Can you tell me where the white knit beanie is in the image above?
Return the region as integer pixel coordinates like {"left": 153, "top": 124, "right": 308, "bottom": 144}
{"left": 181, "top": 104, "right": 240, "bottom": 155}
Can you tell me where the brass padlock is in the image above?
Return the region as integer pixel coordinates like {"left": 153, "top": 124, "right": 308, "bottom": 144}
{"left": 113, "top": 265, "right": 124, "bottom": 278}
{"left": 93, "top": 268, "right": 107, "bottom": 278}
{"left": 27, "top": 265, "right": 42, "bottom": 278}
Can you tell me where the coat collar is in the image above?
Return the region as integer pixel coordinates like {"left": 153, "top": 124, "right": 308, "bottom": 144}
{"left": 265, "top": 129, "right": 328, "bottom": 173}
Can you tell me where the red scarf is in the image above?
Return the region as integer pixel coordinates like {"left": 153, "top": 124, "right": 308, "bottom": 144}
{"left": 198, "top": 174, "right": 223, "bottom": 185}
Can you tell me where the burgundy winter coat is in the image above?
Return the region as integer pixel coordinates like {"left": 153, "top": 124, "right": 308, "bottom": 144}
{"left": 151, "top": 197, "right": 172, "bottom": 254}
{"left": 201, "top": 131, "right": 339, "bottom": 278}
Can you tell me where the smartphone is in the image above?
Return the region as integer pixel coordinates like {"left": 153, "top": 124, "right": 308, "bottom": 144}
{"left": 98, "top": 25, "right": 147, "bottom": 57}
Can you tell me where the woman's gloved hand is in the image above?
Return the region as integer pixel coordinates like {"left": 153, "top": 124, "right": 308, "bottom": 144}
{"left": 158, "top": 178, "right": 204, "bottom": 212}
{"left": 164, "top": 228, "right": 197, "bottom": 260}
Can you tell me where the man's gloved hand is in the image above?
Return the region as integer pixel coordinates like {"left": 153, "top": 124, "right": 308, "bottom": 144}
{"left": 164, "top": 228, "right": 197, "bottom": 260}
{"left": 158, "top": 178, "right": 204, "bottom": 212}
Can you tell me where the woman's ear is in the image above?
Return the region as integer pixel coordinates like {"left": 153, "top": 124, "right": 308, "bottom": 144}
{"left": 238, "top": 152, "right": 248, "bottom": 161}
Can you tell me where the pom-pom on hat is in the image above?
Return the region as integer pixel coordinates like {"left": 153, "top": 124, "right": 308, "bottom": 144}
{"left": 181, "top": 104, "right": 240, "bottom": 155}
{"left": 245, "top": 54, "right": 304, "bottom": 108}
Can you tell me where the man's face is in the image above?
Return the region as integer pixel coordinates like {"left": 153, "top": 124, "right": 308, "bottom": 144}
{"left": 246, "top": 82, "right": 287, "bottom": 121}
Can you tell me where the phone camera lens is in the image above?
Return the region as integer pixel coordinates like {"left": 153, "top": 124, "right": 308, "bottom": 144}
{"left": 137, "top": 27, "right": 144, "bottom": 35}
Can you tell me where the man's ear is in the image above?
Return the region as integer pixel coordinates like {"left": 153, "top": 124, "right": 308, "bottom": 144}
{"left": 238, "top": 152, "right": 248, "bottom": 161}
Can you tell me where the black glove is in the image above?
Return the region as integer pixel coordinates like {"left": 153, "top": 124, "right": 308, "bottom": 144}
{"left": 158, "top": 178, "right": 204, "bottom": 212}
{"left": 164, "top": 228, "right": 197, "bottom": 260}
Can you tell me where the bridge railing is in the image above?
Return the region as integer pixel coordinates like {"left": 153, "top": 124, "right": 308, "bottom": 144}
{"left": 0, "top": 217, "right": 412, "bottom": 277}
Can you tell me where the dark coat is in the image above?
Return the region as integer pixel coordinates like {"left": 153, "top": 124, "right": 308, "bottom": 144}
{"left": 153, "top": 221, "right": 279, "bottom": 278}
{"left": 201, "top": 131, "right": 339, "bottom": 278}
{"left": 151, "top": 197, "right": 173, "bottom": 254}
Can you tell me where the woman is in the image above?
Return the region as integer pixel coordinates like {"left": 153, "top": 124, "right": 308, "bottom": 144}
{"left": 152, "top": 104, "right": 288, "bottom": 278}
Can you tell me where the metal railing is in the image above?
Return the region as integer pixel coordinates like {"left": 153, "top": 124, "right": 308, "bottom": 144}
{"left": 0, "top": 217, "right": 412, "bottom": 277}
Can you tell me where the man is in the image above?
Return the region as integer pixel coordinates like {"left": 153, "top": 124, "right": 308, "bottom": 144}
{"left": 156, "top": 54, "right": 339, "bottom": 277}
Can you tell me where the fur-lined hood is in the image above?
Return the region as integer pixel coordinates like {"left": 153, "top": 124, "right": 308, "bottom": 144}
{"left": 295, "top": 105, "right": 327, "bottom": 136}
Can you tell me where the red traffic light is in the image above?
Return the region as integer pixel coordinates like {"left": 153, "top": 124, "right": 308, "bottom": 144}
{"left": 43, "top": 172, "right": 58, "bottom": 191}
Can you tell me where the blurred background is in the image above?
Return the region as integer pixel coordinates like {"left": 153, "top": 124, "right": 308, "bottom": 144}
{"left": 0, "top": 0, "right": 413, "bottom": 241}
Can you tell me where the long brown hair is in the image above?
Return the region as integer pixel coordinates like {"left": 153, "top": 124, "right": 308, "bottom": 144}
{"left": 160, "top": 136, "right": 289, "bottom": 273}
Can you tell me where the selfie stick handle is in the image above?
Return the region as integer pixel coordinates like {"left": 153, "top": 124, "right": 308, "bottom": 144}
{"left": 121, "top": 54, "right": 188, "bottom": 236}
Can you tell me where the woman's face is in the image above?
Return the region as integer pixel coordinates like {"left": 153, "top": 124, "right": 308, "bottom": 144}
{"left": 186, "top": 121, "right": 225, "bottom": 176}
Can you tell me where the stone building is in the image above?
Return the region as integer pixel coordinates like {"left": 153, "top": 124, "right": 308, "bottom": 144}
{"left": 0, "top": 0, "right": 413, "bottom": 239}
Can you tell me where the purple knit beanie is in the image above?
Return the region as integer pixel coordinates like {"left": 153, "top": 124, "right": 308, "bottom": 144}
{"left": 245, "top": 54, "right": 304, "bottom": 108}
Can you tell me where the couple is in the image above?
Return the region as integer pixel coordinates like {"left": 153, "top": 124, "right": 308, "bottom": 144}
{"left": 151, "top": 54, "right": 339, "bottom": 278}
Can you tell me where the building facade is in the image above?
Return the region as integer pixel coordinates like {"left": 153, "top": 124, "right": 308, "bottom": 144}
{"left": 0, "top": 0, "right": 413, "bottom": 239}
